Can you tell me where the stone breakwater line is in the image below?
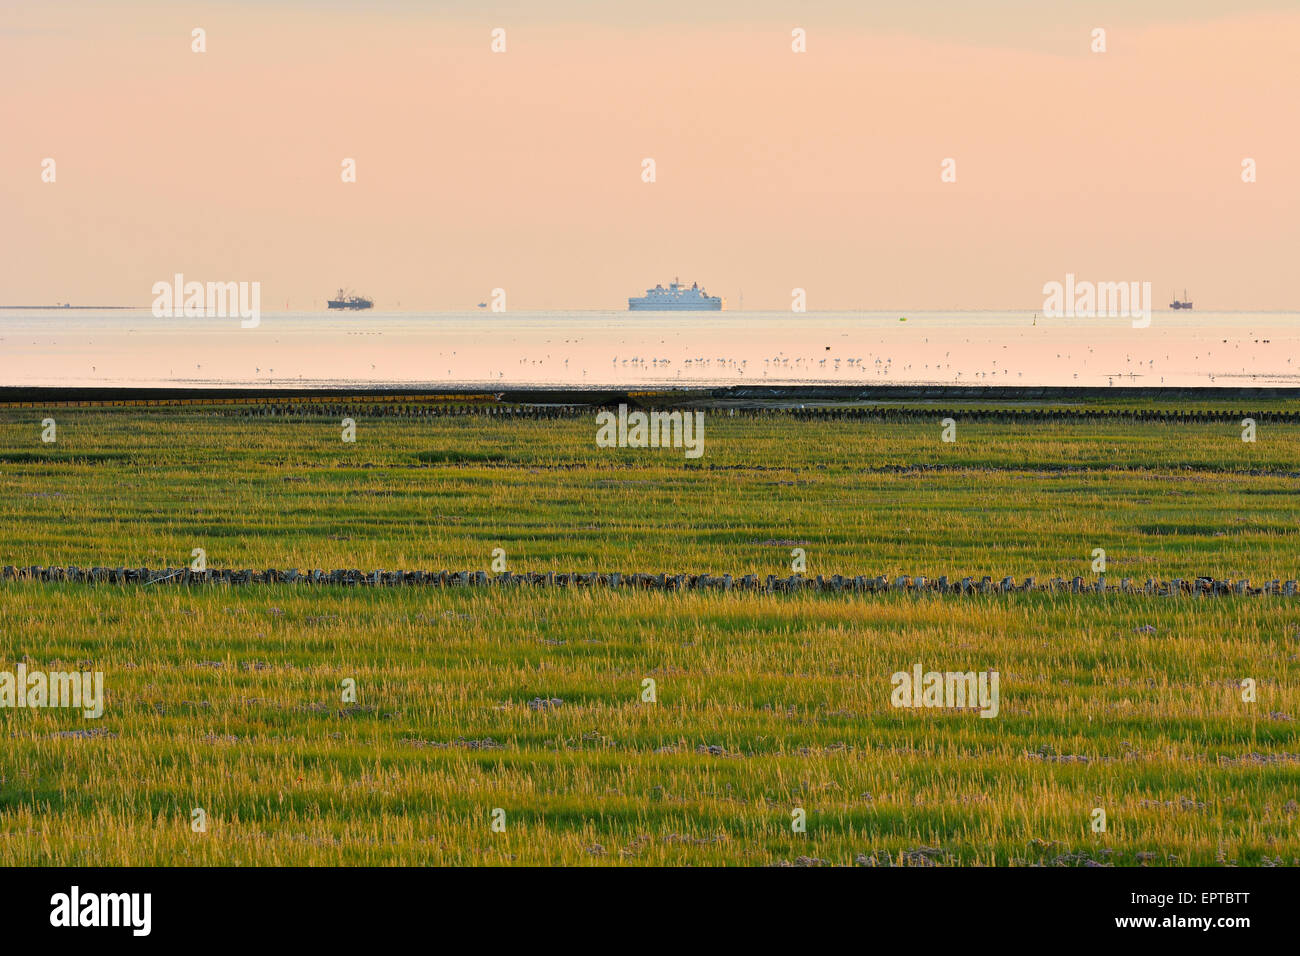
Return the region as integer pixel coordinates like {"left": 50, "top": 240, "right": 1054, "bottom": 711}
{"left": 2, "top": 565, "right": 1296, "bottom": 596}
{"left": 145, "top": 404, "right": 1300, "bottom": 424}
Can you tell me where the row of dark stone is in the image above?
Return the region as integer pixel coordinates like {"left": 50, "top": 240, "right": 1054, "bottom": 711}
{"left": 220, "top": 404, "right": 579, "bottom": 419}
{"left": 210, "top": 404, "right": 1298, "bottom": 423}
{"left": 2, "top": 566, "right": 1295, "bottom": 596}
{"left": 786, "top": 408, "right": 1290, "bottom": 424}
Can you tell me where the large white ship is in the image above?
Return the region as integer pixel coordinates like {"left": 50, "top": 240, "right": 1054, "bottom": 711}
{"left": 628, "top": 278, "right": 722, "bottom": 311}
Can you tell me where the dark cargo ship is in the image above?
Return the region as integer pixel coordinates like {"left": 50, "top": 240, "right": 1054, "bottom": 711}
{"left": 327, "top": 289, "right": 374, "bottom": 310}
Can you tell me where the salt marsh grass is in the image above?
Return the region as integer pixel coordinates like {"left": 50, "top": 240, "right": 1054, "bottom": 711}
{"left": 0, "top": 405, "right": 1296, "bottom": 865}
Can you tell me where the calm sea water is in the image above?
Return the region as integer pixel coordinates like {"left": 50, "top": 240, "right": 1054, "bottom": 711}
{"left": 1, "top": 310, "right": 1296, "bottom": 389}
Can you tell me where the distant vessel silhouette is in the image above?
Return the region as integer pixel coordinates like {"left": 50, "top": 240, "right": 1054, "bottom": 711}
{"left": 628, "top": 277, "right": 722, "bottom": 311}
{"left": 327, "top": 288, "right": 373, "bottom": 310}
{"left": 1169, "top": 289, "right": 1193, "bottom": 310}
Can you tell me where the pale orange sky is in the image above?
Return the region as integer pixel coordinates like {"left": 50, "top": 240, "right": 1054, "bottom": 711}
{"left": 3, "top": 1, "right": 1298, "bottom": 310}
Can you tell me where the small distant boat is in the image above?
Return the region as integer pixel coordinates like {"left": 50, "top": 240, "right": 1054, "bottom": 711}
{"left": 1169, "top": 289, "right": 1193, "bottom": 310}
{"left": 327, "top": 288, "right": 373, "bottom": 310}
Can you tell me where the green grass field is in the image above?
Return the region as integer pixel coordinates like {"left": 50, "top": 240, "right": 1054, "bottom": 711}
{"left": 1, "top": 404, "right": 1297, "bottom": 865}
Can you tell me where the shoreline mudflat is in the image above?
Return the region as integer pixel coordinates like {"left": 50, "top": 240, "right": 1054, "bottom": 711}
{"left": 1, "top": 383, "right": 1298, "bottom": 408}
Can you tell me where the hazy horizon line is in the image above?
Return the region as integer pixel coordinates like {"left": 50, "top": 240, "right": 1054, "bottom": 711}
{"left": 3, "top": 305, "right": 1297, "bottom": 314}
